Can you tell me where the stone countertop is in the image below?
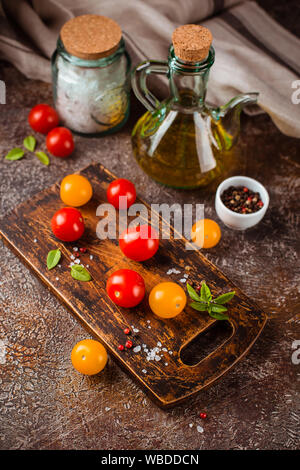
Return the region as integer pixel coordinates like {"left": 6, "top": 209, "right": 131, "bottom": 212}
{"left": 0, "top": 1, "right": 299, "bottom": 450}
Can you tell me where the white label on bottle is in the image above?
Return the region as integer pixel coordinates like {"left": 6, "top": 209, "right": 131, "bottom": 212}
{"left": 148, "top": 110, "right": 178, "bottom": 157}
{"left": 194, "top": 112, "right": 216, "bottom": 172}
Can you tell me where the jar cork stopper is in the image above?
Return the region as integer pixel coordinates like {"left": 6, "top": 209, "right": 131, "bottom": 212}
{"left": 60, "top": 15, "right": 122, "bottom": 60}
{"left": 172, "top": 24, "right": 213, "bottom": 63}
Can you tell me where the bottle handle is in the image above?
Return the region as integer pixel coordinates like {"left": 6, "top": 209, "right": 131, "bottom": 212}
{"left": 131, "top": 60, "right": 169, "bottom": 112}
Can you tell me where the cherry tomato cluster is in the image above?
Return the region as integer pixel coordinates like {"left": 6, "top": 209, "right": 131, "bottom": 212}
{"left": 28, "top": 103, "right": 74, "bottom": 158}
{"left": 105, "top": 179, "right": 187, "bottom": 318}
{"left": 50, "top": 175, "right": 221, "bottom": 376}
{"left": 51, "top": 174, "right": 93, "bottom": 242}
{"left": 49, "top": 172, "right": 101, "bottom": 376}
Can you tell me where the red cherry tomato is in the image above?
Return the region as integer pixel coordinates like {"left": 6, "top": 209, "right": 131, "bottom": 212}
{"left": 46, "top": 127, "right": 74, "bottom": 158}
{"left": 107, "top": 178, "right": 136, "bottom": 209}
{"left": 106, "top": 269, "right": 145, "bottom": 308}
{"left": 119, "top": 224, "right": 159, "bottom": 262}
{"left": 28, "top": 104, "right": 59, "bottom": 134}
{"left": 51, "top": 207, "right": 84, "bottom": 242}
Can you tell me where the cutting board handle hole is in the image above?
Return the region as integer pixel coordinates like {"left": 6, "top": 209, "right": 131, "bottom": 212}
{"left": 180, "top": 321, "right": 233, "bottom": 366}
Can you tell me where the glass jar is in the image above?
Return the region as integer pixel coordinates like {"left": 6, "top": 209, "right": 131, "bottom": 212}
{"left": 51, "top": 27, "right": 131, "bottom": 136}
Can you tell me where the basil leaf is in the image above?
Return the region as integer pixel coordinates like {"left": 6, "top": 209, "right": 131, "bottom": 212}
{"left": 47, "top": 249, "right": 61, "bottom": 270}
{"left": 209, "top": 311, "right": 229, "bottom": 321}
{"left": 71, "top": 265, "right": 92, "bottom": 282}
{"left": 5, "top": 148, "right": 25, "bottom": 161}
{"left": 23, "top": 136, "right": 36, "bottom": 152}
{"left": 211, "top": 304, "right": 228, "bottom": 313}
{"left": 186, "top": 283, "right": 201, "bottom": 301}
{"left": 200, "top": 282, "right": 212, "bottom": 302}
{"left": 35, "top": 151, "right": 50, "bottom": 166}
{"left": 190, "top": 301, "right": 208, "bottom": 312}
{"left": 214, "top": 291, "right": 235, "bottom": 304}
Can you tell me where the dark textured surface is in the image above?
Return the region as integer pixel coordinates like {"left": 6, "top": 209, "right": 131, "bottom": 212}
{"left": 0, "top": 1, "right": 299, "bottom": 450}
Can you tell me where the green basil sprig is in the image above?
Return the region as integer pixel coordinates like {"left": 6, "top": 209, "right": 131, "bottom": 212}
{"left": 5, "top": 148, "right": 25, "bottom": 161}
{"left": 23, "top": 136, "right": 36, "bottom": 152}
{"left": 187, "top": 282, "right": 235, "bottom": 320}
{"left": 71, "top": 265, "right": 92, "bottom": 282}
{"left": 47, "top": 249, "right": 61, "bottom": 270}
{"left": 35, "top": 151, "right": 49, "bottom": 166}
{"left": 4, "top": 135, "right": 50, "bottom": 165}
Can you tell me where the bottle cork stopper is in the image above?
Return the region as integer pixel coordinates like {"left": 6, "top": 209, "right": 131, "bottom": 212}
{"left": 172, "top": 24, "right": 213, "bottom": 63}
{"left": 60, "top": 15, "right": 122, "bottom": 60}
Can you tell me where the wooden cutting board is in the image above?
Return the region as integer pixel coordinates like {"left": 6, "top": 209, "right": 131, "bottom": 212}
{"left": 0, "top": 163, "right": 267, "bottom": 408}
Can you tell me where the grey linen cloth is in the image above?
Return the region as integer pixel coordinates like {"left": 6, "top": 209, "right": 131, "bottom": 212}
{"left": 1, "top": 0, "right": 299, "bottom": 138}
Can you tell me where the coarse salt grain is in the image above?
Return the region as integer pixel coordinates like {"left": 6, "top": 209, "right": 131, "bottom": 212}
{"left": 105, "top": 407, "right": 111, "bottom": 412}
{"left": 73, "top": 247, "right": 78, "bottom": 252}
{"left": 142, "top": 369, "right": 147, "bottom": 374}
{"left": 180, "top": 278, "right": 187, "bottom": 283}
{"left": 33, "top": 238, "right": 37, "bottom": 243}
{"left": 133, "top": 328, "right": 139, "bottom": 333}
{"left": 157, "top": 341, "right": 162, "bottom": 347}
{"left": 74, "top": 259, "right": 81, "bottom": 264}
{"left": 165, "top": 362, "right": 168, "bottom": 366}
{"left": 184, "top": 273, "right": 189, "bottom": 278}
{"left": 70, "top": 254, "right": 75, "bottom": 260}
{"left": 166, "top": 268, "right": 181, "bottom": 275}
{"left": 90, "top": 255, "right": 93, "bottom": 260}
{"left": 133, "top": 346, "right": 141, "bottom": 353}
{"left": 56, "top": 277, "right": 59, "bottom": 281}
{"left": 197, "top": 425, "right": 204, "bottom": 433}
{"left": 155, "top": 355, "right": 161, "bottom": 361}
{"left": 189, "top": 423, "right": 193, "bottom": 428}
{"left": 148, "top": 326, "right": 151, "bottom": 329}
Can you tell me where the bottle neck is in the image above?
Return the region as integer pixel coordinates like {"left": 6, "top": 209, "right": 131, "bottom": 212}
{"left": 168, "top": 45, "right": 215, "bottom": 107}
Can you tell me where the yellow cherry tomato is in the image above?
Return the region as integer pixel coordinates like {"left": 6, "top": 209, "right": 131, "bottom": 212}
{"left": 191, "top": 218, "right": 221, "bottom": 249}
{"left": 71, "top": 339, "right": 107, "bottom": 375}
{"left": 149, "top": 282, "right": 187, "bottom": 318}
{"left": 60, "top": 174, "right": 93, "bottom": 207}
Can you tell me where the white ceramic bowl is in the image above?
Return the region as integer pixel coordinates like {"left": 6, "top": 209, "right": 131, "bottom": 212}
{"left": 215, "top": 176, "right": 269, "bottom": 230}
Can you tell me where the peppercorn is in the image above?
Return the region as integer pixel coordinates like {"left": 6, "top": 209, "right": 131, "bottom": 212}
{"left": 221, "top": 186, "right": 263, "bottom": 214}
{"left": 200, "top": 412, "right": 207, "bottom": 419}
{"left": 124, "top": 328, "right": 130, "bottom": 335}
{"left": 118, "top": 344, "right": 125, "bottom": 351}
{"left": 125, "top": 340, "right": 133, "bottom": 349}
